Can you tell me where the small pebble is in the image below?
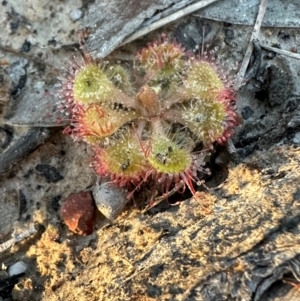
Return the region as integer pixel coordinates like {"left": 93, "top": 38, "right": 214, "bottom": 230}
{"left": 8, "top": 59, "right": 28, "bottom": 87}
{"left": 8, "top": 261, "right": 27, "bottom": 277}
{"left": 241, "top": 106, "right": 254, "bottom": 120}
{"left": 21, "top": 40, "right": 31, "bottom": 53}
{"left": 292, "top": 132, "right": 300, "bottom": 144}
{"left": 60, "top": 191, "right": 95, "bottom": 235}
{"left": 33, "top": 81, "right": 45, "bottom": 90}
{"left": 0, "top": 128, "right": 50, "bottom": 175}
{"left": 93, "top": 181, "right": 128, "bottom": 220}
{"left": 69, "top": 8, "right": 83, "bottom": 21}
{"left": 47, "top": 38, "right": 57, "bottom": 47}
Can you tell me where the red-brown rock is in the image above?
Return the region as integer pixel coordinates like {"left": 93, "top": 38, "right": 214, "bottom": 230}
{"left": 59, "top": 191, "right": 95, "bottom": 235}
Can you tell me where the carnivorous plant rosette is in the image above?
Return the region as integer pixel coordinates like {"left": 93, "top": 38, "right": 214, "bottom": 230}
{"left": 58, "top": 36, "right": 238, "bottom": 203}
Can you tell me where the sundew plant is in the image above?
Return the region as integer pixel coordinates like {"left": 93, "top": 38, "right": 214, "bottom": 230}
{"left": 58, "top": 35, "right": 238, "bottom": 202}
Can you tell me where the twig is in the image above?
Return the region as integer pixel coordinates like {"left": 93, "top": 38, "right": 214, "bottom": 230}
{"left": 259, "top": 43, "right": 300, "bottom": 60}
{"left": 0, "top": 128, "right": 50, "bottom": 174}
{"left": 234, "top": 0, "right": 268, "bottom": 90}
{"left": 283, "top": 278, "right": 300, "bottom": 289}
{"left": 0, "top": 224, "right": 39, "bottom": 253}
{"left": 0, "top": 43, "right": 56, "bottom": 69}
{"left": 142, "top": 0, "right": 197, "bottom": 27}
{"left": 244, "top": 38, "right": 262, "bottom": 81}
{"left": 120, "top": 0, "right": 220, "bottom": 46}
{"left": 142, "top": 181, "right": 185, "bottom": 213}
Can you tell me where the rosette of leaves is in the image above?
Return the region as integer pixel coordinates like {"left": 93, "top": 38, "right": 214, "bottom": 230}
{"left": 58, "top": 38, "right": 238, "bottom": 202}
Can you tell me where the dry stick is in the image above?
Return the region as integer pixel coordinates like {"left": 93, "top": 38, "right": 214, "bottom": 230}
{"left": 0, "top": 224, "right": 38, "bottom": 253}
{"left": 233, "top": 0, "right": 268, "bottom": 90}
{"left": 142, "top": 0, "right": 198, "bottom": 27}
{"left": 0, "top": 44, "right": 56, "bottom": 69}
{"left": 120, "top": 0, "right": 220, "bottom": 46}
{"left": 141, "top": 181, "right": 185, "bottom": 213}
{"left": 259, "top": 43, "right": 300, "bottom": 60}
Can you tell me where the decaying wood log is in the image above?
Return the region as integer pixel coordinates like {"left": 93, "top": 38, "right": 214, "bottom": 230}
{"left": 37, "top": 145, "right": 300, "bottom": 301}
